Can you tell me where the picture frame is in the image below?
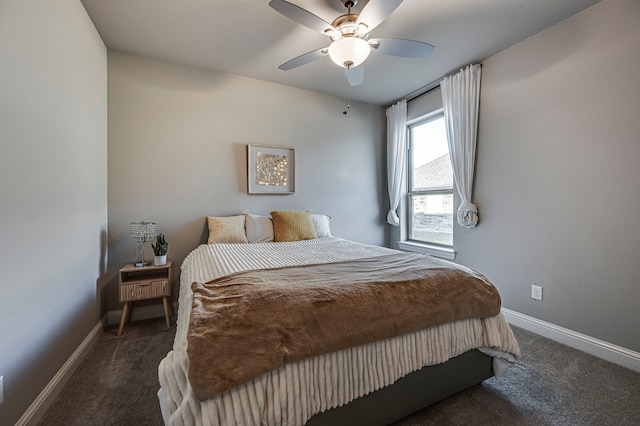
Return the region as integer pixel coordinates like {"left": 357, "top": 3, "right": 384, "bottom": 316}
{"left": 247, "top": 144, "right": 295, "bottom": 194}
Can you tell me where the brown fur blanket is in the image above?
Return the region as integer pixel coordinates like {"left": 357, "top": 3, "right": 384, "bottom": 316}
{"left": 187, "top": 252, "right": 501, "bottom": 401}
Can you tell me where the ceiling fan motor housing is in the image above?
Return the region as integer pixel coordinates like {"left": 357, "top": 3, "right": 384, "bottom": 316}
{"left": 330, "top": 14, "right": 359, "bottom": 39}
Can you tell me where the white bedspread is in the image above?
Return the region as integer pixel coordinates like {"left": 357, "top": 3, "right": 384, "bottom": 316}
{"left": 158, "top": 237, "right": 520, "bottom": 426}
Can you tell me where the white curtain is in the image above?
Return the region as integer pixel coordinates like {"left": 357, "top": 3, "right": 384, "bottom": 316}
{"left": 441, "top": 64, "right": 481, "bottom": 228}
{"left": 386, "top": 99, "right": 407, "bottom": 226}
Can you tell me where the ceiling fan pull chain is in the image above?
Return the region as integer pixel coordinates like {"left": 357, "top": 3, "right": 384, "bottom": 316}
{"left": 343, "top": 66, "right": 351, "bottom": 115}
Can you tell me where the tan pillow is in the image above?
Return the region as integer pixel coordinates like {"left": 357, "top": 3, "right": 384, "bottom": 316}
{"left": 207, "top": 215, "right": 248, "bottom": 244}
{"left": 270, "top": 210, "right": 317, "bottom": 242}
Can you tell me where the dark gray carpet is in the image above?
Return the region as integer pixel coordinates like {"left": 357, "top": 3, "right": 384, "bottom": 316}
{"left": 39, "top": 319, "right": 174, "bottom": 426}
{"left": 40, "top": 319, "right": 640, "bottom": 426}
{"left": 392, "top": 328, "right": 640, "bottom": 426}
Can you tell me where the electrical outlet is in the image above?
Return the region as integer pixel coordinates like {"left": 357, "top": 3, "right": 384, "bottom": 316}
{"left": 531, "top": 284, "right": 543, "bottom": 301}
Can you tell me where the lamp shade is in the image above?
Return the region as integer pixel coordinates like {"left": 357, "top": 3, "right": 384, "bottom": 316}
{"left": 130, "top": 221, "right": 156, "bottom": 243}
{"left": 328, "top": 37, "right": 371, "bottom": 68}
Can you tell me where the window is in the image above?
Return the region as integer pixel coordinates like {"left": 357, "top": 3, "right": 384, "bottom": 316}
{"left": 407, "top": 112, "right": 453, "bottom": 247}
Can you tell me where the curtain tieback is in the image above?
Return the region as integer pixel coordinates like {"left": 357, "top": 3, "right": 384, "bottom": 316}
{"left": 387, "top": 210, "right": 400, "bottom": 227}
{"left": 457, "top": 200, "right": 478, "bottom": 228}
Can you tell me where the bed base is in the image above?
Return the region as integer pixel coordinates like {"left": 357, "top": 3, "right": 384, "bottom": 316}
{"left": 305, "top": 349, "right": 493, "bottom": 426}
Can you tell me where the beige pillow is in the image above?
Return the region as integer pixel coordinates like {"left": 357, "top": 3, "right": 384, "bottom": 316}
{"left": 270, "top": 210, "right": 317, "bottom": 242}
{"left": 207, "top": 215, "right": 248, "bottom": 244}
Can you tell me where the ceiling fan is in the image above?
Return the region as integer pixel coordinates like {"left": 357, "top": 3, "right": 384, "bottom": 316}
{"left": 269, "top": 0, "right": 435, "bottom": 86}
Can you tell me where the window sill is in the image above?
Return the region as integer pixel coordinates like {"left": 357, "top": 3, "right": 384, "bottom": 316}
{"left": 397, "top": 241, "right": 456, "bottom": 260}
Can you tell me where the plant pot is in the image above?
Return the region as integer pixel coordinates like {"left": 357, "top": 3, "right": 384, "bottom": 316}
{"left": 154, "top": 255, "right": 167, "bottom": 266}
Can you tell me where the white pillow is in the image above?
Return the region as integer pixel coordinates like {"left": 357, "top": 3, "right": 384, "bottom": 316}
{"left": 245, "top": 213, "right": 274, "bottom": 243}
{"left": 311, "top": 214, "right": 332, "bottom": 238}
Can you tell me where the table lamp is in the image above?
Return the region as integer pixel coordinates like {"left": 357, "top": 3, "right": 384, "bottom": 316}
{"left": 130, "top": 221, "right": 157, "bottom": 267}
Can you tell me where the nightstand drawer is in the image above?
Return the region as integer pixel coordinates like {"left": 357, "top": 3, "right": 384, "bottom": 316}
{"left": 119, "top": 280, "right": 170, "bottom": 302}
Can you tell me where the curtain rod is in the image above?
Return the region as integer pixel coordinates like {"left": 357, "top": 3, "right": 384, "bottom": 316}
{"left": 386, "top": 81, "right": 440, "bottom": 107}
{"left": 407, "top": 84, "right": 441, "bottom": 103}
{"left": 395, "top": 63, "right": 483, "bottom": 106}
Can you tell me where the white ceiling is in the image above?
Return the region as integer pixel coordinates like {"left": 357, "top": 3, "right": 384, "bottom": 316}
{"left": 80, "top": 0, "right": 599, "bottom": 105}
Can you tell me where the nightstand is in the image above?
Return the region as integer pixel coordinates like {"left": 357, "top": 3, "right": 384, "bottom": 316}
{"left": 117, "top": 261, "right": 172, "bottom": 336}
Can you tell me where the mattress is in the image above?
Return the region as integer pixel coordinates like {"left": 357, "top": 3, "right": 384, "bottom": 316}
{"left": 158, "top": 237, "right": 520, "bottom": 426}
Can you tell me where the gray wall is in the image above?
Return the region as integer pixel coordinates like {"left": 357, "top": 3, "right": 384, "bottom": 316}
{"left": 456, "top": 0, "right": 640, "bottom": 352}
{"left": 0, "top": 0, "right": 107, "bottom": 423}
{"left": 106, "top": 51, "right": 387, "bottom": 310}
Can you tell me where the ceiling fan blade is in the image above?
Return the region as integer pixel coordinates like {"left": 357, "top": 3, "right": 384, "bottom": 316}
{"left": 369, "top": 38, "right": 435, "bottom": 58}
{"left": 356, "top": 0, "right": 403, "bottom": 33}
{"left": 279, "top": 47, "right": 329, "bottom": 70}
{"left": 345, "top": 65, "right": 364, "bottom": 87}
{"left": 269, "top": 0, "right": 337, "bottom": 35}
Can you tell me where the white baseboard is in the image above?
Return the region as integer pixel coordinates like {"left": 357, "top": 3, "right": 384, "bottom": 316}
{"left": 16, "top": 320, "right": 105, "bottom": 426}
{"left": 502, "top": 308, "right": 640, "bottom": 373}
{"left": 18, "top": 304, "right": 178, "bottom": 424}
{"left": 107, "top": 302, "right": 178, "bottom": 326}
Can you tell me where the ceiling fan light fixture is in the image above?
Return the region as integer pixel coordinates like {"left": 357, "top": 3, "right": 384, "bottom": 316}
{"left": 328, "top": 36, "right": 371, "bottom": 68}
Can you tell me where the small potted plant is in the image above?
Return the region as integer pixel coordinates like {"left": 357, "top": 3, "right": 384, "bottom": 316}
{"left": 152, "top": 233, "right": 168, "bottom": 266}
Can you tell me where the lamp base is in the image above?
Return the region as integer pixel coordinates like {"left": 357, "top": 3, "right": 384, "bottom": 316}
{"left": 134, "top": 261, "right": 150, "bottom": 267}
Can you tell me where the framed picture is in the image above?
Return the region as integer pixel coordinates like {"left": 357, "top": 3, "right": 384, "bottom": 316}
{"left": 247, "top": 144, "right": 295, "bottom": 194}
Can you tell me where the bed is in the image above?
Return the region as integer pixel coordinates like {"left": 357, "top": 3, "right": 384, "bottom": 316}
{"left": 158, "top": 213, "right": 520, "bottom": 426}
